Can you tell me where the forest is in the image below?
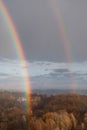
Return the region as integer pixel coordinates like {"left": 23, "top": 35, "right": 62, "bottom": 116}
{"left": 30, "top": 93, "right": 87, "bottom": 130}
{"left": 0, "top": 92, "right": 87, "bottom": 130}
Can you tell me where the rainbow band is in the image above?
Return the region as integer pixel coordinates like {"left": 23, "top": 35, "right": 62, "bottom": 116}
{"left": 0, "top": 1, "right": 31, "bottom": 114}
{"left": 50, "top": 0, "right": 72, "bottom": 62}
{"left": 49, "top": 0, "right": 77, "bottom": 92}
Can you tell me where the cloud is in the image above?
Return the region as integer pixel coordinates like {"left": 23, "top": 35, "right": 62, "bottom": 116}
{"left": 2, "top": 0, "right": 87, "bottom": 62}
{"left": 0, "top": 58, "right": 87, "bottom": 90}
{"left": 53, "top": 68, "right": 70, "bottom": 73}
{"left": 28, "top": 61, "right": 87, "bottom": 89}
{"left": 0, "top": 15, "right": 18, "bottom": 59}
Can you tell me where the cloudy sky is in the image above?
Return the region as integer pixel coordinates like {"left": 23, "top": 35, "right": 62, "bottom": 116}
{"left": 0, "top": 0, "right": 87, "bottom": 90}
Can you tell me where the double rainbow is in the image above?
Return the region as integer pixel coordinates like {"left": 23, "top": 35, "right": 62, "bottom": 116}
{"left": 0, "top": 0, "right": 78, "bottom": 115}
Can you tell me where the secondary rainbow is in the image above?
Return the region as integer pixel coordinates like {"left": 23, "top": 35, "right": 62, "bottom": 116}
{"left": 49, "top": 0, "right": 78, "bottom": 92}
{"left": 0, "top": 1, "right": 32, "bottom": 114}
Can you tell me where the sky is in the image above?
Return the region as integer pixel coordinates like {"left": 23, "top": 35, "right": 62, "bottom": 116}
{"left": 0, "top": 0, "right": 87, "bottom": 90}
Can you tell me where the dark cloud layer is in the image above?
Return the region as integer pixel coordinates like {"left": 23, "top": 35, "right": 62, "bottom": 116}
{"left": 1, "top": 0, "right": 87, "bottom": 62}
{"left": 53, "top": 68, "right": 69, "bottom": 73}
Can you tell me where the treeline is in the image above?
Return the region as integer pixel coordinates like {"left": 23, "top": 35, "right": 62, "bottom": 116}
{"left": 29, "top": 110, "right": 77, "bottom": 130}
{"left": 33, "top": 94, "right": 87, "bottom": 119}
{"left": 31, "top": 94, "right": 87, "bottom": 129}
{"left": 0, "top": 92, "right": 87, "bottom": 130}
{"left": 0, "top": 92, "right": 27, "bottom": 130}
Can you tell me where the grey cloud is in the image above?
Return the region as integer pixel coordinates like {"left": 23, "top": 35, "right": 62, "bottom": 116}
{"left": 0, "top": 73, "right": 10, "bottom": 76}
{"left": 1, "top": 0, "right": 87, "bottom": 61}
{"left": 47, "top": 68, "right": 70, "bottom": 78}
{"left": 30, "top": 74, "right": 87, "bottom": 90}
{"left": 53, "top": 68, "right": 69, "bottom": 73}
{"left": 0, "top": 14, "right": 18, "bottom": 59}
{"left": 2, "top": 0, "right": 70, "bottom": 61}
{"left": 58, "top": 0, "right": 87, "bottom": 61}
{"left": 3, "top": 0, "right": 87, "bottom": 62}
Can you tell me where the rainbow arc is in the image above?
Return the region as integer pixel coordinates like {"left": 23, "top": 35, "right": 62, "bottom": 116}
{"left": 0, "top": 0, "right": 31, "bottom": 114}
{"left": 49, "top": 0, "right": 78, "bottom": 92}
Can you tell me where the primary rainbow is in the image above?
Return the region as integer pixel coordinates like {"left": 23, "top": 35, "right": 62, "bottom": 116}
{"left": 0, "top": 1, "right": 32, "bottom": 114}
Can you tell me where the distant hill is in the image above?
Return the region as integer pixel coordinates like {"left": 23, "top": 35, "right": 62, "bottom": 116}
{"left": 32, "top": 89, "right": 87, "bottom": 95}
